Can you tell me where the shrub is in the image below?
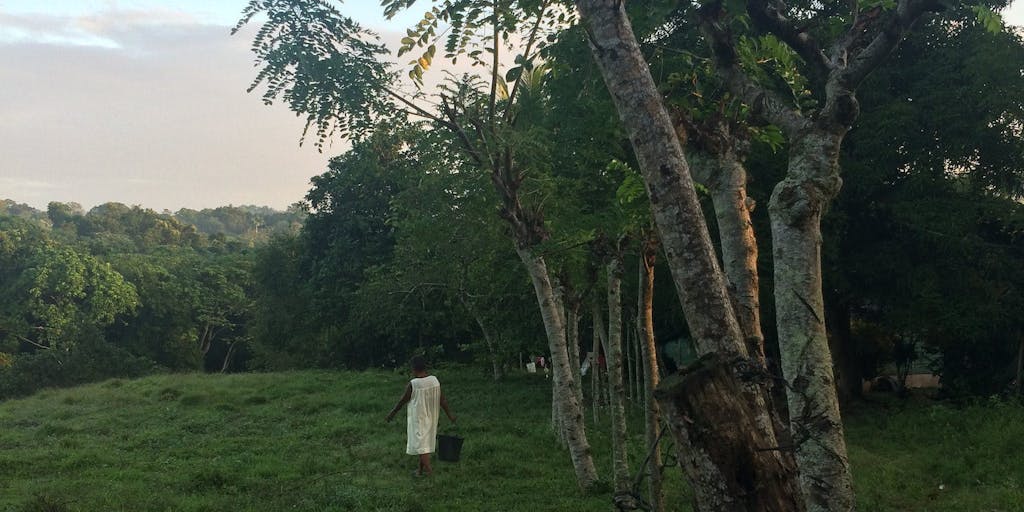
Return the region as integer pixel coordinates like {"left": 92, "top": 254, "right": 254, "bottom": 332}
{"left": 0, "top": 338, "right": 159, "bottom": 400}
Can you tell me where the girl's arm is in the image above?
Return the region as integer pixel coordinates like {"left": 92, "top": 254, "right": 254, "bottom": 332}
{"left": 440, "top": 391, "right": 456, "bottom": 423}
{"left": 385, "top": 384, "right": 412, "bottom": 422}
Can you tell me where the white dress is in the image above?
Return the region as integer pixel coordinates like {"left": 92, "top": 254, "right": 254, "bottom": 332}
{"left": 406, "top": 375, "right": 441, "bottom": 455}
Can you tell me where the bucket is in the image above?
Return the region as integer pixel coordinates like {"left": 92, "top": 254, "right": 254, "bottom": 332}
{"left": 437, "top": 434, "right": 464, "bottom": 462}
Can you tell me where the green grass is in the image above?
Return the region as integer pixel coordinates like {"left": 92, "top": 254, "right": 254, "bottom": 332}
{"left": 1, "top": 369, "right": 1022, "bottom": 511}
{"left": 845, "top": 395, "right": 1024, "bottom": 511}
{"left": 0, "top": 369, "right": 661, "bottom": 511}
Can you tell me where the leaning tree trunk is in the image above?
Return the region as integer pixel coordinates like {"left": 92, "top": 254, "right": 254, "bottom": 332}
{"left": 693, "top": 151, "right": 767, "bottom": 365}
{"left": 220, "top": 341, "right": 240, "bottom": 373}
{"left": 769, "top": 130, "right": 854, "bottom": 511}
{"left": 575, "top": 2, "right": 802, "bottom": 510}
{"left": 637, "top": 236, "right": 664, "bottom": 512}
{"left": 606, "top": 254, "right": 635, "bottom": 508}
{"left": 516, "top": 246, "right": 599, "bottom": 490}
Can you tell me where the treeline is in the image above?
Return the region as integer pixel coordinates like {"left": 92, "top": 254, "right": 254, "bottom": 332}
{"left": 0, "top": 202, "right": 299, "bottom": 398}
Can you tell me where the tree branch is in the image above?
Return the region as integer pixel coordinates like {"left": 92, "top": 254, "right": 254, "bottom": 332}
{"left": 833, "top": 0, "right": 943, "bottom": 90}
{"left": 439, "top": 95, "right": 489, "bottom": 168}
{"left": 746, "top": 0, "right": 833, "bottom": 79}
{"left": 698, "top": 2, "right": 809, "bottom": 136}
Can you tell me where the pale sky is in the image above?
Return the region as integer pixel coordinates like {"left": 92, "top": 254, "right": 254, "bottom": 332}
{"left": 1, "top": 1, "right": 1023, "bottom": 212}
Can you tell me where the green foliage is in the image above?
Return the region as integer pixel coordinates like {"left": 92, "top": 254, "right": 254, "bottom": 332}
{"left": 0, "top": 216, "right": 138, "bottom": 353}
{"left": 971, "top": 5, "right": 1004, "bottom": 33}
{"left": 106, "top": 250, "right": 253, "bottom": 371}
{"left": 826, "top": 13, "right": 1024, "bottom": 396}
{"left": 735, "top": 34, "right": 813, "bottom": 109}
{"left": 233, "top": 0, "right": 395, "bottom": 146}
{"left": 174, "top": 205, "right": 304, "bottom": 240}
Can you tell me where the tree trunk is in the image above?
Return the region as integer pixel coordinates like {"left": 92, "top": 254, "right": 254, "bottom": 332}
{"left": 567, "top": 304, "right": 585, "bottom": 409}
{"left": 637, "top": 237, "right": 664, "bottom": 512}
{"left": 607, "top": 255, "right": 635, "bottom": 508}
{"left": 593, "top": 301, "right": 611, "bottom": 406}
{"left": 769, "top": 130, "right": 854, "bottom": 511}
{"left": 692, "top": 151, "right": 767, "bottom": 365}
{"left": 592, "top": 310, "right": 602, "bottom": 423}
{"left": 574, "top": 2, "right": 802, "bottom": 510}
{"left": 220, "top": 341, "right": 239, "bottom": 373}
{"left": 655, "top": 355, "right": 804, "bottom": 511}
{"left": 625, "top": 320, "right": 635, "bottom": 404}
{"left": 516, "top": 246, "right": 599, "bottom": 490}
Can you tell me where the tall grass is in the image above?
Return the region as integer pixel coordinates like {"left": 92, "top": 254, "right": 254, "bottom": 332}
{"left": 1, "top": 369, "right": 1021, "bottom": 511}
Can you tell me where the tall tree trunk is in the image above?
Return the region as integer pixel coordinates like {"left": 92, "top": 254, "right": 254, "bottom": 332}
{"left": 625, "top": 320, "right": 635, "bottom": 404}
{"left": 593, "top": 301, "right": 611, "bottom": 405}
{"left": 553, "top": 278, "right": 569, "bottom": 446}
{"left": 516, "top": 246, "right": 599, "bottom": 490}
{"left": 769, "top": 130, "right": 854, "bottom": 511}
{"left": 626, "top": 323, "right": 634, "bottom": 407}
{"left": 567, "top": 302, "right": 585, "bottom": 409}
{"left": 607, "top": 254, "right": 635, "bottom": 508}
{"left": 592, "top": 311, "right": 602, "bottom": 423}
{"left": 575, "top": 2, "right": 802, "bottom": 510}
{"left": 637, "top": 236, "right": 664, "bottom": 512}
{"left": 692, "top": 151, "right": 767, "bottom": 365}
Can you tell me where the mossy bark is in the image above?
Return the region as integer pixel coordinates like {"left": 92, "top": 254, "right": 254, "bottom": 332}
{"left": 769, "top": 130, "right": 853, "bottom": 511}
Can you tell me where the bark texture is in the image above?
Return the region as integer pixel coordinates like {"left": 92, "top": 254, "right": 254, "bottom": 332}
{"left": 592, "top": 311, "right": 602, "bottom": 423}
{"left": 769, "top": 131, "right": 853, "bottom": 510}
{"left": 690, "top": 151, "right": 766, "bottom": 365}
{"left": 575, "top": 2, "right": 801, "bottom": 509}
{"left": 516, "top": 246, "right": 599, "bottom": 489}
{"left": 655, "top": 355, "right": 804, "bottom": 512}
{"left": 606, "top": 256, "right": 635, "bottom": 507}
{"left": 567, "top": 305, "right": 585, "bottom": 408}
{"left": 637, "top": 238, "right": 664, "bottom": 512}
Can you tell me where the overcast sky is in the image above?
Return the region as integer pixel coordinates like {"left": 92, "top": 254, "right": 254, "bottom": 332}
{"left": 1, "top": 1, "right": 1023, "bottom": 212}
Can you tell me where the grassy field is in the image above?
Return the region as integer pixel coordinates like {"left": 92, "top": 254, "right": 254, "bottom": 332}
{"left": 0, "top": 368, "right": 1021, "bottom": 511}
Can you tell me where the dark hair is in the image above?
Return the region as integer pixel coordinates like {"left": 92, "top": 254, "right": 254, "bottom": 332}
{"left": 410, "top": 356, "right": 427, "bottom": 372}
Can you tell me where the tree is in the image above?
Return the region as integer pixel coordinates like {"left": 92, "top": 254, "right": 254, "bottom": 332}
{"left": 0, "top": 216, "right": 138, "bottom": 354}
{"left": 573, "top": 2, "right": 804, "bottom": 510}
{"left": 691, "top": 1, "right": 1012, "bottom": 508}
{"left": 824, "top": 9, "right": 1024, "bottom": 400}
{"left": 236, "top": 0, "right": 603, "bottom": 488}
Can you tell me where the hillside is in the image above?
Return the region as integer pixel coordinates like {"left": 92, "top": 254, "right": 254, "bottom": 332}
{"left": 1, "top": 369, "right": 1023, "bottom": 511}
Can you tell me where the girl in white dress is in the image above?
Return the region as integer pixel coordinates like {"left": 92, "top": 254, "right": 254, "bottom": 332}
{"left": 386, "top": 356, "right": 456, "bottom": 476}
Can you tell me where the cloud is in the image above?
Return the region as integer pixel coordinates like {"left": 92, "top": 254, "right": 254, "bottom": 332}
{"left": 0, "top": 8, "right": 333, "bottom": 212}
